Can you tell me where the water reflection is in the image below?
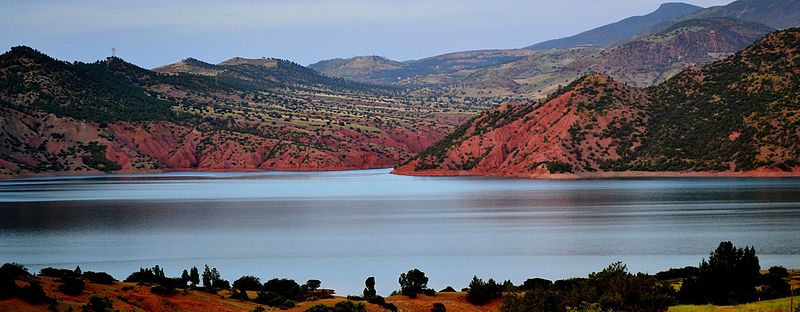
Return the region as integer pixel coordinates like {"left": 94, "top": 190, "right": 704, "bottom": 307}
{"left": 1, "top": 170, "right": 799, "bottom": 294}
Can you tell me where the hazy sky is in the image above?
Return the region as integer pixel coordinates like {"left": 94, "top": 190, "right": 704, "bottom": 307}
{"left": 1, "top": 0, "right": 732, "bottom": 68}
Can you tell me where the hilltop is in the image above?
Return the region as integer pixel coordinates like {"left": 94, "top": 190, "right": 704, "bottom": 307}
{"left": 394, "top": 27, "right": 800, "bottom": 178}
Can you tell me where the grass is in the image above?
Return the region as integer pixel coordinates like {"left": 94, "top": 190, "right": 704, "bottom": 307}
{"left": 669, "top": 296, "right": 800, "bottom": 312}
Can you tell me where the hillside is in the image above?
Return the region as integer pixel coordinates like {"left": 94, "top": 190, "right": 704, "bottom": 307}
{"left": 526, "top": 2, "right": 703, "bottom": 50}
{"left": 0, "top": 47, "right": 484, "bottom": 178}
{"left": 394, "top": 74, "right": 651, "bottom": 177}
{"left": 572, "top": 18, "right": 775, "bottom": 87}
{"left": 394, "top": 27, "right": 800, "bottom": 178}
{"left": 683, "top": 0, "right": 800, "bottom": 29}
{"left": 621, "top": 26, "right": 800, "bottom": 172}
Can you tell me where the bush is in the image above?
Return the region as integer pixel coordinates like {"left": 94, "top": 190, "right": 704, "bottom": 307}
{"left": 431, "top": 302, "right": 446, "bottom": 312}
{"left": 655, "top": 267, "right": 699, "bottom": 281}
{"left": 519, "top": 278, "right": 552, "bottom": 291}
{"left": 333, "top": 300, "right": 366, "bottom": 312}
{"left": 761, "top": 266, "right": 790, "bottom": 299}
{"left": 85, "top": 294, "right": 113, "bottom": 312}
{"left": 399, "top": 268, "right": 429, "bottom": 298}
{"left": 150, "top": 285, "right": 176, "bottom": 296}
{"left": 500, "top": 262, "right": 675, "bottom": 312}
{"left": 58, "top": 277, "right": 85, "bottom": 296}
{"left": 39, "top": 267, "right": 78, "bottom": 279}
{"left": 305, "top": 304, "right": 331, "bottom": 312}
{"left": 18, "top": 281, "right": 55, "bottom": 305}
{"left": 2, "top": 263, "right": 31, "bottom": 280}
{"left": 254, "top": 291, "right": 295, "bottom": 308}
{"left": 0, "top": 263, "right": 31, "bottom": 300}
{"left": 466, "top": 276, "right": 503, "bottom": 305}
{"left": 83, "top": 271, "right": 116, "bottom": 284}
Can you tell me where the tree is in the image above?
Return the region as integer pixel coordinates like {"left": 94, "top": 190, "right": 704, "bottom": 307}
{"left": 679, "top": 241, "right": 760, "bottom": 305}
{"left": 399, "top": 268, "right": 429, "bottom": 298}
{"left": 202, "top": 265, "right": 225, "bottom": 291}
{"left": 181, "top": 269, "right": 190, "bottom": 286}
{"left": 263, "top": 278, "right": 302, "bottom": 301}
{"left": 234, "top": 276, "right": 262, "bottom": 291}
{"left": 189, "top": 266, "right": 200, "bottom": 287}
{"left": 304, "top": 279, "right": 321, "bottom": 292}
{"left": 467, "top": 276, "right": 502, "bottom": 305}
{"left": 363, "top": 276, "right": 376, "bottom": 298}
{"left": 74, "top": 265, "right": 82, "bottom": 276}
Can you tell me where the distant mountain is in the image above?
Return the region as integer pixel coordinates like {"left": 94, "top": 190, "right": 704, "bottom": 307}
{"left": 309, "top": 49, "right": 534, "bottom": 86}
{"left": 394, "top": 27, "right": 800, "bottom": 177}
{"left": 455, "top": 17, "right": 773, "bottom": 97}
{"left": 526, "top": 2, "right": 703, "bottom": 50}
{"left": 571, "top": 18, "right": 775, "bottom": 87}
{"left": 683, "top": 0, "right": 800, "bottom": 29}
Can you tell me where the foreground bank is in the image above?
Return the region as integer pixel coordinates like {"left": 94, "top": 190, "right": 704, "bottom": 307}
{"left": 2, "top": 242, "right": 799, "bottom": 312}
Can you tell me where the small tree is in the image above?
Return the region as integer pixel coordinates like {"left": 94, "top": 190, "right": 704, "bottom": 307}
{"left": 189, "top": 266, "right": 200, "bottom": 287}
{"left": 399, "top": 268, "right": 429, "bottom": 298}
{"left": 363, "top": 276, "right": 376, "bottom": 298}
{"left": 74, "top": 265, "right": 82, "bottom": 276}
{"left": 304, "top": 279, "right": 322, "bottom": 292}
{"left": 181, "top": 269, "right": 190, "bottom": 286}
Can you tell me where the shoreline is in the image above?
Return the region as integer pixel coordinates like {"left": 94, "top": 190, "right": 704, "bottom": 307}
{"left": 4, "top": 167, "right": 800, "bottom": 181}
{"left": 390, "top": 167, "right": 800, "bottom": 180}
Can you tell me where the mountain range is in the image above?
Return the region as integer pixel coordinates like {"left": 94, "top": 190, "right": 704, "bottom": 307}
{"left": 1, "top": 0, "right": 799, "bottom": 178}
{"left": 311, "top": 0, "right": 797, "bottom": 98}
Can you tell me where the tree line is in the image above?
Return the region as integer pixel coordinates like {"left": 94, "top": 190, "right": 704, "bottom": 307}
{"left": 1, "top": 241, "right": 797, "bottom": 312}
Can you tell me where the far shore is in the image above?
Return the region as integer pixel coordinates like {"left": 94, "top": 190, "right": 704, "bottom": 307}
{"left": 391, "top": 167, "right": 800, "bottom": 180}
{"left": 4, "top": 166, "right": 800, "bottom": 181}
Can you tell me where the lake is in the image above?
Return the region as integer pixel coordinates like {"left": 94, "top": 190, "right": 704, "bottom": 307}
{"left": 1, "top": 169, "right": 800, "bottom": 295}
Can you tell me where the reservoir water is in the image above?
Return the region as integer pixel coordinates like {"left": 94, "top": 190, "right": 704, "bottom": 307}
{"left": 1, "top": 169, "right": 799, "bottom": 295}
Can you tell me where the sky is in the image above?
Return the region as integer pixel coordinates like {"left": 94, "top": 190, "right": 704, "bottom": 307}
{"left": 1, "top": 0, "right": 732, "bottom": 68}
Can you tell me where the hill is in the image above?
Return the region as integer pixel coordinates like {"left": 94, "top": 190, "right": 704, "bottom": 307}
{"left": 155, "top": 56, "right": 389, "bottom": 93}
{"left": 683, "top": 0, "right": 800, "bottom": 29}
{"left": 526, "top": 2, "right": 703, "bottom": 50}
{"left": 307, "top": 55, "right": 408, "bottom": 83}
{"left": 394, "top": 27, "right": 800, "bottom": 178}
{"left": 309, "top": 49, "right": 534, "bottom": 87}
{"left": 0, "top": 47, "right": 485, "bottom": 178}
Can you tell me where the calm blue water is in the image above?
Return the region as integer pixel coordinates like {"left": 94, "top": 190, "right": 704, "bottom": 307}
{"left": 1, "top": 169, "right": 800, "bottom": 295}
